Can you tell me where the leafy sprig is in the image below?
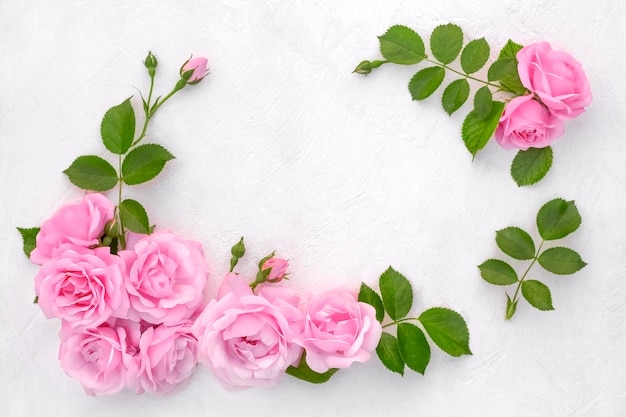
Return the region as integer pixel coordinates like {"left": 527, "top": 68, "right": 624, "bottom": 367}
{"left": 479, "top": 199, "right": 586, "bottom": 319}
{"left": 359, "top": 267, "right": 472, "bottom": 375}
{"left": 355, "top": 24, "right": 556, "bottom": 186}
{"left": 61, "top": 52, "right": 201, "bottom": 250}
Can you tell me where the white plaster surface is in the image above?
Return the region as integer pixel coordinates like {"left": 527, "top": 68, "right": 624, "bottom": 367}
{"left": 1, "top": 0, "right": 625, "bottom": 415}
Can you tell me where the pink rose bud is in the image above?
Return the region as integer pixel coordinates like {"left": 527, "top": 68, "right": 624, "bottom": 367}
{"left": 180, "top": 56, "right": 209, "bottom": 84}
{"left": 262, "top": 257, "right": 289, "bottom": 283}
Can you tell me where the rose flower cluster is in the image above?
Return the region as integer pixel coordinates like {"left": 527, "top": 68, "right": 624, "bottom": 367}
{"left": 495, "top": 42, "right": 592, "bottom": 150}
{"left": 29, "top": 194, "right": 382, "bottom": 394}
{"left": 31, "top": 193, "right": 208, "bottom": 395}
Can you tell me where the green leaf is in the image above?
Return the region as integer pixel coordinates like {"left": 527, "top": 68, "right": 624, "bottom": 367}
{"left": 63, "top": 155, "right": 118, "bottom": 191}
{"left": 495, "top": 227, "right": 535, "bottom": 260}
{"left": 408, "top": 66, "right": 445, "bottom": 101}
{"left": 397, "top": 323, "right": 430, "bottom": 374}
{"left": 17, "top": 227, "right": 40, "bottom": 258}
{"left": 488, "top": 58, "right": 526, "bottom": 95}
{"left": 101, "top": 98, "right": 136, "bottom": 155}
{"left": 478, "top": 259, "right": 518, "bottom": 285}
{"left": 378, "top": 25, "right": 426, "bottom": 65}
{"left": 505, "top": 294, "right": 517, "bottom": 320}
{"left": 462, "top": 100, "right": 505, "bottom": 156}
{"left": 286, "top": 352, "right": 338, "bottom": 384}
{"left": 441, "top": 79, "right": 470, "bottom": 115}
{"left": 473, "top": 86, "right": 492, "bottom": 120}
{"left": 460, "top": 38, "right": 490, "bottom": 74}
{"left": 375, "top": 332, "right": 405, "bottom": 375}
{"left": 122, "top": 144, "right": 175, "bottom": 185}
{"left": 497, "top": 39, "right": 524, "bottom": 60}
{"left": 119, "top": 199, "right": 150, "bottom": 234}
{"left": 510, "top": 147, "right": 553, "bottom": 187}
{"left": 536, "top": 199, "right": 582, "bottom": 241}
{"left": 491, "top": 40, "right": 527, "bottom": 94}
{"left": 430, "top": 23, "right": 463, "bottom": 64}
{"left": 379, "top": 266, "right": 413, "bottom": 321}
{"left": 488, "top": 59, "right": 514, "bottom": 81}
{"left": 521, "top": 280, "right": 554, "bottom": 311}
{"left": 538, "top": 247, "right": 587, "bottom": 275}
{"left": 418, "top": 307, "right": 472, "bottom": 357}
{"left": 358, "top": 283, "right": 385, "bottom": 322}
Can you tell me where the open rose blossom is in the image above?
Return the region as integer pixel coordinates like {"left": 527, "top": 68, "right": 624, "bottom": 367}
{"left": 192, "top": 273, "right": 304, "bottom": 389}
{"left": 124, "top": 230, "right": 209, "bottom": 325}
{"left": 295, "top": 288, "right": 382, "bottom": 373}
{"left": 34, "top": 246, "right": 130, "bottom": 329}
{"left": 30, "top": 193, "right": 114, "bottom": 265}
{"left": 495, "top": 94, "right": 565, "bottom": 150}
{"left": 58, "top": 319, "right": 140, "bottom": 396}
{"left": 517, "top": 41, "right": 592, "bottom": 120}
{"left": 128, "top": 321, "right": 198, "bottom": 394}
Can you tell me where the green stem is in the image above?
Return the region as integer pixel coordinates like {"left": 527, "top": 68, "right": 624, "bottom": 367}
{"left": 131, "top": 79, "right": 186, "bottom": 147}
{"left": 510, "top": 239, "right": 545, "bottom": 304}
{"left": 116, "top": 153, "right": 126, "bottom": 249}
{"left": 424, "top": 57, "right": 501, "bottom": 89}
{"left": 382, "top": 317, "right": 419, "bottom": 329}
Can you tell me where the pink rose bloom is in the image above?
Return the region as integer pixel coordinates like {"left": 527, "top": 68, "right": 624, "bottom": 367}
{"left": 128, "top": 321, "right": 198, "bottom": 394}
{"left": 58, "top": 319, "right": 140, "bottom": 396}
{"left": 180, "top": 56, "right": 209, "bottom": 84}
{"left": 30, "top": 193, "right": 114, "bottom": 265}
{"left": 517, "top": 41, "right": 592, "bottom": 120}
{"left": 495, "top": 94, "right": 565, "bottom": 150}
{"left": 192, "top": 273, "right": 304, "bottom": 389}
{"left": 262, "top": 257, "right": 289, "bottom": 282}
{"left": 125, "top": 230, "right": 209, "bottom": 325}
{"left": 295, "top": 288, "right": 382, "bottom": 373}
{"left": 34, "top": 246, "right": 130, "bottom": 329}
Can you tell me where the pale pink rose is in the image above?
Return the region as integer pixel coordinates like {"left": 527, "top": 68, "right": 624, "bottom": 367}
{"left": 34, "top": 246, "right": 130, "bottom": 329}
{"left": 517, "top": 41, "right": 592, "bottom": 120}
{"left": 125, "top": 230, "right": 209, "bottom": 325}
{"left": 495, "top": 94, "right": 565, "bottom": 150}
{"left": 262, "top": 257, "right": 289, "bottom": 283}
{"left": 192, "top": 273, "right": 304, "bottom": 389}
{"left": 58, "top": 319, "right": 140, "bottom": 396}
{"left": 128, "top": 321, "right": 198, "bottom": 394}
{"left": 295, "top": 288, "right": 382, "bottom": 373}
{"left": 30, "top": 193, "right": 114, "bottom": 265}
{"left": 180, "top": 56, "right": 209, "bottom": 84}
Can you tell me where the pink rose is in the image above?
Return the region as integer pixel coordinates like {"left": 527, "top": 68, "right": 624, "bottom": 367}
{"left": 58, "top": 319, "right": 140, "bottom": 396}
{"left": 517, "top": 41, "right": 592, "bottom": 120}
{"left": 192, "top": 273, "right": 304, "bottom": 389}
{"left": 125, "top": 230, "right": 209, "bottom": 325}
{"left": 30, "top": 193, "right": 114, "bottom": 265}
{"left": 180, "top": 56, "right": 209, "bottom": 84}
{"left": 295, "top": 288, "right": 382, "bottom": 373}
{"left": 495, "top": 94, "right": 565, "bottom": 150}
{"left": 262, "top": 257, "right": 289, "bottom": 283}
{"left": 128, "top": 321, "right": 198, "bottom": 394}
{"left": 34, "top": 246, "right": 130, "bottom": 328}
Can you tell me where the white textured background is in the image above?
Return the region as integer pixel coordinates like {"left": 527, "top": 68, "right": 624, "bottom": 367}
{"left": 1, "top": 0, "right": 625, "bottom": 416}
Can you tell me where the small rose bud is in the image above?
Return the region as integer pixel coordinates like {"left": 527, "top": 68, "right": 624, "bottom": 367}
{"left": 144, "top": 51, "right": 158, "bottom": 77}
{"left": 353, "top": 60, "right": 373, "bottom": 75}
{"left": 180, "top": 56, "right": 209, "bottom": 85}
{"left": 262, "top": 257, "right": 289, "bottom": 283}
{"left": 353, "top": 59, "right": 385, "bottom": 75}
{"left": 104, "top": 218, "right": 120, "bottom": 238}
